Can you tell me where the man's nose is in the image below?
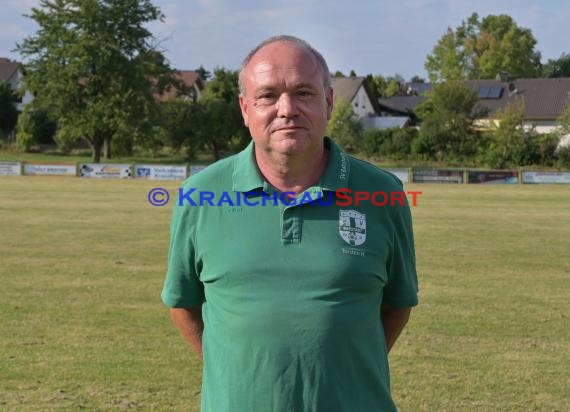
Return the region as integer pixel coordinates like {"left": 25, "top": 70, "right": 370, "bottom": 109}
{"left": 276, "top": 93, "right": 298, "bottom": 118}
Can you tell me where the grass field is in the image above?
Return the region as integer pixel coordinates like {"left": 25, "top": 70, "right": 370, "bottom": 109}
{"left": 1, "top": 177, "right": 569, "bottom": 411}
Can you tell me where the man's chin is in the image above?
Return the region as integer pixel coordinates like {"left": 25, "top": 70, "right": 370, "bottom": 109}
{"left": 273, "top": 137, "right": 308, "bottom": 155}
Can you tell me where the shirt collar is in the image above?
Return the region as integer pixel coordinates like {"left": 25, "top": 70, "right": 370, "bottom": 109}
{"left": 232, "top": 140, "right": 265, "bottom": 192}
{"left": 231, "top": 137, "right": 351, "bottom": 192}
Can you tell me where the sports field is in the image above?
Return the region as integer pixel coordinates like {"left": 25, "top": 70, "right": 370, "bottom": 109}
{"left": 1, "top": 177, "right": 569, "bottom": 411}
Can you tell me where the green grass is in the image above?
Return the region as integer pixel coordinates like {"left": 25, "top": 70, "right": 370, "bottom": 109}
{"left": 0, "top": 146, "right": 213, "bottom": 165}
{"left": 0, "top": 178, "right": 569, "bottom": 411}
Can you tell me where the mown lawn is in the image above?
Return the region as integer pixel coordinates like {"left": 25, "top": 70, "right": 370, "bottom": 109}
{"left": 0, "top": 177, "right": 568, "bottom": 411}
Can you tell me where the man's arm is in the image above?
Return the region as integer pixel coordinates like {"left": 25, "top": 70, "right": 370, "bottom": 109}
{"left": 169, "top": 306, "right": 204, "bottom": 358}
{"left": 381, "top": 304, "right": 412, "bottom": 353}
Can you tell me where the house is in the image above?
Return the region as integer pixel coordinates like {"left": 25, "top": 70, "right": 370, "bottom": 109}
{"left": 330, "top": 76, "right": 377, "bottom": 118}
{"left": 153, "top": 70, "right": 204, "bottom": 102}
{"left": 0, "top": 57, "right": 34, "bottom": 111}
{"left": 360, "top": 116, "right": 411, "bottom": 130}
{"left": 377, "top": 82, "right": 429, "bottom": 124}
{"left": 378, "top": 78, "right": 570, "bottom": 144}
{"left": 466, "top": 78, "right": 570, "bottom": 136}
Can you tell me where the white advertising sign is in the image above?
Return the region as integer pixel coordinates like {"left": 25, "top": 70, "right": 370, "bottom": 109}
{"left": 189, "top": 165, "right": 207, "bottom": 175}
{"left": 79, "top": 163, "right": 132, "bottom": 179}
{"left": 135, "top": 164, "right": 186, "bottom": 180}
{"left": 24, "top": 163, "right": 76, "bottom": 176}
{"left": 522, "top": 171, "right": 570, "bottom": 184}
{"left": 0, "top": 162, "right": 21, "bottom": 176}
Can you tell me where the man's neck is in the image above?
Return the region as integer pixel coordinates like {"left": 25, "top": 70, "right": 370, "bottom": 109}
{"left": 254, "top": 144, "right": 329, "bottom": 195}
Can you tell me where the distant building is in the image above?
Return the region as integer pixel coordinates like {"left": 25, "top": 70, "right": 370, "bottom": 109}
{"left": 330, "top": 76, "right": 378, "bottom": 118}
{"left": 153, "top": 70, "right": 204, "bottom": 102}
{"left": 0, "top": 57, "right": 34, "bottom": 111}
{"left": 378, "top": 78, "right": 570, "bottom": 146}
{"left": 360, "top": 116, "right": 411, "bottom": 130}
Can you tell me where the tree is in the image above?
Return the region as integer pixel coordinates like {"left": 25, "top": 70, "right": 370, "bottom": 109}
{"left": 557, "top": 93, "right": 570, "bottom": 139}
{"left": 159, "top": 68, "right": 247, "bottom": 161}
{"left": 425, "top": 13, "right": 542, "bottom": 82}
{"left": 543, "top": 53, "right": 570, "bottom": 78}
{"left": 16, "top": 0, "right": 176, "bottom": 162}
{"left": 385, "top": 79, "right": 401, "bottom": 98}
{"left": 414, "top": 81, "right": 480, "bottom": 161}
{"left": 193, "top": 98, "right": 245, "bottom": 160}
{"left": 195, "top": 65, "right": 211, "bottom": 82}
{"left": 365, "top": 74, "right": 387, "bottom": 101}
{"left": 326, "top": 97, "right": 362, "bottom": 151}
{"left": 15, "top": 107, "right": 57, "bottom": 151}
{"left": 198, "top": 68, "right": 248, "bottom": 159}
{"left": 365, "top": 74, "right": 405, "bottom": 100}
{"left": 409, "top": 75, "right": 425, "bottom": 83}
{"left": 485, "top": 99, "right": 535, "bottom": 168}
{"left": 0, "top": 82, "right": 19, "bottom": 137}
{"left": 156, "top": 99, "right": 196, "bottom": 156}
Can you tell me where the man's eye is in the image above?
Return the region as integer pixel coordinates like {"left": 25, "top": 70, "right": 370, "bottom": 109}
{"left": 297, "top": 90, "right": 313, "bottom": 97}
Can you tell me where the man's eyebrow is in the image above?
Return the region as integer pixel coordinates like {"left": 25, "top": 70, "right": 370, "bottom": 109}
{"left": 293, "top": 82, "right": 319, "bottom": 90}
{"left": 253, "top": 82, "right": 319, "bottom": 95}
{"left": 254, "top": 86, "right": 278, "bottom": 95}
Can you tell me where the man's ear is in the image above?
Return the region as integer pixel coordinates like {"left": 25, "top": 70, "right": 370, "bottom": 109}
{"left": 239, "top": 94, "right": 249, "bottom": 127}
{"left": 326, "top": 86, "right": 334, "bottom": 120}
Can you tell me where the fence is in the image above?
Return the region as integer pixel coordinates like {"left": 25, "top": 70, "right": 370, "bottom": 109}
{"left": 1, "top": 161, "right": 570, "bottom": 184}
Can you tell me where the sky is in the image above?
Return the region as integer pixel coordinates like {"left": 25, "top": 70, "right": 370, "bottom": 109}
{"left": 1, "top": 0, "right": 569, "bottom": 81}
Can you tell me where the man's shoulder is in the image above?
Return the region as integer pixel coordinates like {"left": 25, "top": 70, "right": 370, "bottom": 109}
{"left": 179, "top": 154, "right": 239, "bottom": 190}
{"left": 346, "top": 153, "right": 404, "bottom": 190}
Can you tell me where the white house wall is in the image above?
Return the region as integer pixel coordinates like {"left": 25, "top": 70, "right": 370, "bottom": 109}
{"left": 351, "top": 86, "right": 374, "bottom": 118}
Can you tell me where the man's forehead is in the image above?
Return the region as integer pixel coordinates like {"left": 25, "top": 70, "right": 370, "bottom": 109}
{"left": 252, "top": 62, "right": 310, "bottom": 77}
{"left": 247, "top": 42, "right": 318, "bottom": 74}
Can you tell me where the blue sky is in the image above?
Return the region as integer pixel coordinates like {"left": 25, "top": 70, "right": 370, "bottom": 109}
{"left": 2, "top": 0, "right": 569, "bottom": 80}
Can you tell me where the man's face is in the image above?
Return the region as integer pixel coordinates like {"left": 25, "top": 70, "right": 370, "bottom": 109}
{"left": 239, "top": 41, "right": 333, "bottom": 157}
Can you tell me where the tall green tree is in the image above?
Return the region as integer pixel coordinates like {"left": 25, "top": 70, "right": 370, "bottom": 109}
{"left": 0, "top": 82, "right": 19, "bottom": 137}
{"left": 414, "top": 81, "right": 480, "bottom": 160}
{"left": 485, "top": 99, "right": 535, "bottom": 168}
{"left": 365, "top": 74, "right": 387, "bottom": 101}
{"left": 426, "top": 13, "right": 542, "bottom": 82}
{"left": 16, "top": 0, "right": 176, "bottom": 162}
{"left": 365, "top": 74, "right": 405, "bottom": 99}
{"left": 409, "top": 75, "right": 425, "bottom": 83}
{"left": 195, "top": 65, "right": 211, "bottom": 82}
{"left": 542, "top": 53, "right": 570, "bottom": 78}
{"left": 327, "top": 97, "right": 362, "bottom": 152}
{"left": 198, "top": 68, "right": 248, "bottom": 159}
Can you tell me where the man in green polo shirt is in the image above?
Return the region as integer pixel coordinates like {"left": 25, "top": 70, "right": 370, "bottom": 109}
{"left": 161, "top": 35, "right": 419, "bottom": 412}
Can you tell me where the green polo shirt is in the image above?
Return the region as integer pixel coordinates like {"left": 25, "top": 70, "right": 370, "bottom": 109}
{"left": 162, "top": 137, "right": 418, "bottom": 412}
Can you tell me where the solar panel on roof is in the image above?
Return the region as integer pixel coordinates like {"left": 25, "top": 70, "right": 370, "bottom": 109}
{"left": 488, "top": 86, "right": 503, "bottom": 98}
{"left": 478, "top": 86, "right": 490, "bottom": 98}
{"left": 478, "top": 86, "right": 503, "bottom": 99}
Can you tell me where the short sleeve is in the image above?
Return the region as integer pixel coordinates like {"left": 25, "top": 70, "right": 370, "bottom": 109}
{"left": 161, "top": 199, "right": 205, "bottom": 308}
{"left": 382, "top": 195, "right": 419, "bottom": 308}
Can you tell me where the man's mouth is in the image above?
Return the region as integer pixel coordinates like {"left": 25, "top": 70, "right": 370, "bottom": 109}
{"left": 275, "top": 126, "right": 304, "bottom": 132}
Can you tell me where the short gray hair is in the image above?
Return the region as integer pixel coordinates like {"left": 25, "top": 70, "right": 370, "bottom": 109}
{"left": 238, "top": 35, "right": 331, "bottom": 96}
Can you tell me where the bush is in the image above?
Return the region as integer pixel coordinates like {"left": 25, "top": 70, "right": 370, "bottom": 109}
{"left": 359, "top": 129, "right": 391, "bottom": 155}
{"left": 358, "top": 128, "right": 417, "bottom": 160}
{"left": 534, "top": 133, "right": 559, "bottom": 166}
{"left": 15, "top": 109, "right": 37, "bottom": 152}
{"left": 15, "top": 108, "right": 58, "bottom": 152}
{"left": 381, "top": 128, "right": 417, "bottom": 159}
{"left": 556, "top": 145, "right": 570, "bottom": 167}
